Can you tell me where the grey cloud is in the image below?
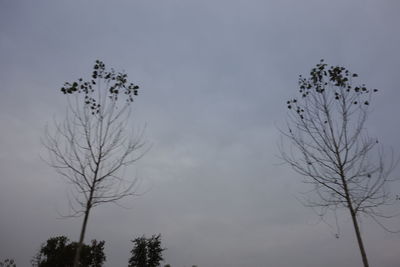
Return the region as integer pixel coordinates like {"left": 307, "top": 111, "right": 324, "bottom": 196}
{"left": 1, "top": 0, "right": 400, "bottom": 266}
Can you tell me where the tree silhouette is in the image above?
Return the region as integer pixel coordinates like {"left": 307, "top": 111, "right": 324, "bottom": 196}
{"left": 280, "top": 60, "right": 397, "bottom": 267}
{"left": 31, "top": 236, "right": 105, "bottom": 267}
{"left": 128, "top": 234, "right": 165, "bottom": 267}
{"left": 0, "top": 259, "right": 16, "bottom": 267}
{"left": 147, "top": 234, "right": 164, "bottom": 267}
{"left": 43, "top": 60, "right": 145, "bottom": 267}
{"left": 129, "top": 236, "right": 148, "bottom": 267}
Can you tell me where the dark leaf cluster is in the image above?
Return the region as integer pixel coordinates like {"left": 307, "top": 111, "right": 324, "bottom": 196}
{"left": 60, "top": 60, "right": 139, "bottom": 115}
{"left": 287, "top": 59, "right": 378, "bottom": 119}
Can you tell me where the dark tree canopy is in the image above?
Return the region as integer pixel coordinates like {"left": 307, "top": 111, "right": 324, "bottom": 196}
{"left": 147, "top": 234, "right": 164, "bottom": 267}
{"left": 129, "top": 236, "right": 148, "bottom": 267}
{"left": 32, "top": 236, "right": 106, "bottom": 267}
{"left": 0, "top": 259, "right": 16, "bottom": 267}
{"left": 128, "top": 234, "right": 165, "bottom": 267}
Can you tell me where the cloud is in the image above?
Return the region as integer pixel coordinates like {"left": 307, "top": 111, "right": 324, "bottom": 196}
{"left": 1, "top": 0, "right": 400, "bottom": 266}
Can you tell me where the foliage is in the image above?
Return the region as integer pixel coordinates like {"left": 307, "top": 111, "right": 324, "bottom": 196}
{"left": 147, "top": 234, "right": 164, "bottom": 267}
{"left": 128, "top": 234, "right": 165, "bottom": 267}
{"left": 0, "top": 259, "right": 16, "bottom": 267}
{"left": 129, "top": 236, "right": 148, "bottom": 267}
{"left": 31, "top": 236, "right": 106, "bottom": 267}
{"left": 61, "top": 60, "right": 139, "bottom": 114}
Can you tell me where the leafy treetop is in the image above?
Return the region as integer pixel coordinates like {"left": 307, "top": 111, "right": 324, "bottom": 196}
{"left": 286, "top": 59, "right": 378, "bottom": 120}
{"left": 61, "top": 60, "right": 140, "bottom": 114}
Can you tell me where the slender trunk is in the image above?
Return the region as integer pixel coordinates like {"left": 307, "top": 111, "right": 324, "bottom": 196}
{"left": 73, "top": 206, "right": 91, "bottom": 267}
{"left": 341, "top": 175, "right": 370, "bottom": 267}
{"left": 335, "top": 140, "right": 370, "bottom": 267}
{"left": 73, "top": 198, "right": 93, "bottom": 267}
{"left": 349, "top": 205, "right": 369, "bottom": 267}
{"left": 73, "top": 148, "right": 100, "bottom": 267}
{"left": 73, "top": 125, "right": 101, "bottom": 267}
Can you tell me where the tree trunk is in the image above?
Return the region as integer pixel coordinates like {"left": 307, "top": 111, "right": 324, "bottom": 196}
{"left": 339, "top": 165, "right": 370, "bottom": 267}
{"left": 73, "top": 166, "right": 97, "bottom": 267}
{"left": 343, "top": 179, "right": 369, "bottom": 267}
{"left": 349, "top": 208, "right": 370, "bottom": 267}
{"left": 73, "top": 204, "right": 91, "bottom": 267}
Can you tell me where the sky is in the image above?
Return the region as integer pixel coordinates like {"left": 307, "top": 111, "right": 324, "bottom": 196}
{"left": 1, "top": 0, "right": 400, "bottom": 266}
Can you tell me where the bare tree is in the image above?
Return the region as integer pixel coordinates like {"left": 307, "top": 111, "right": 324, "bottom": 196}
{"left": 44, "top": 60, "right": 146, "bottom": 267}
{"left": 280, "top": 60, "right": 397, "bottom": 267}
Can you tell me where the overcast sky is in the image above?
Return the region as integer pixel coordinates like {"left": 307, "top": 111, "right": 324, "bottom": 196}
{"left": 1, "top": 1, "right": 400, "bottom": 266}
